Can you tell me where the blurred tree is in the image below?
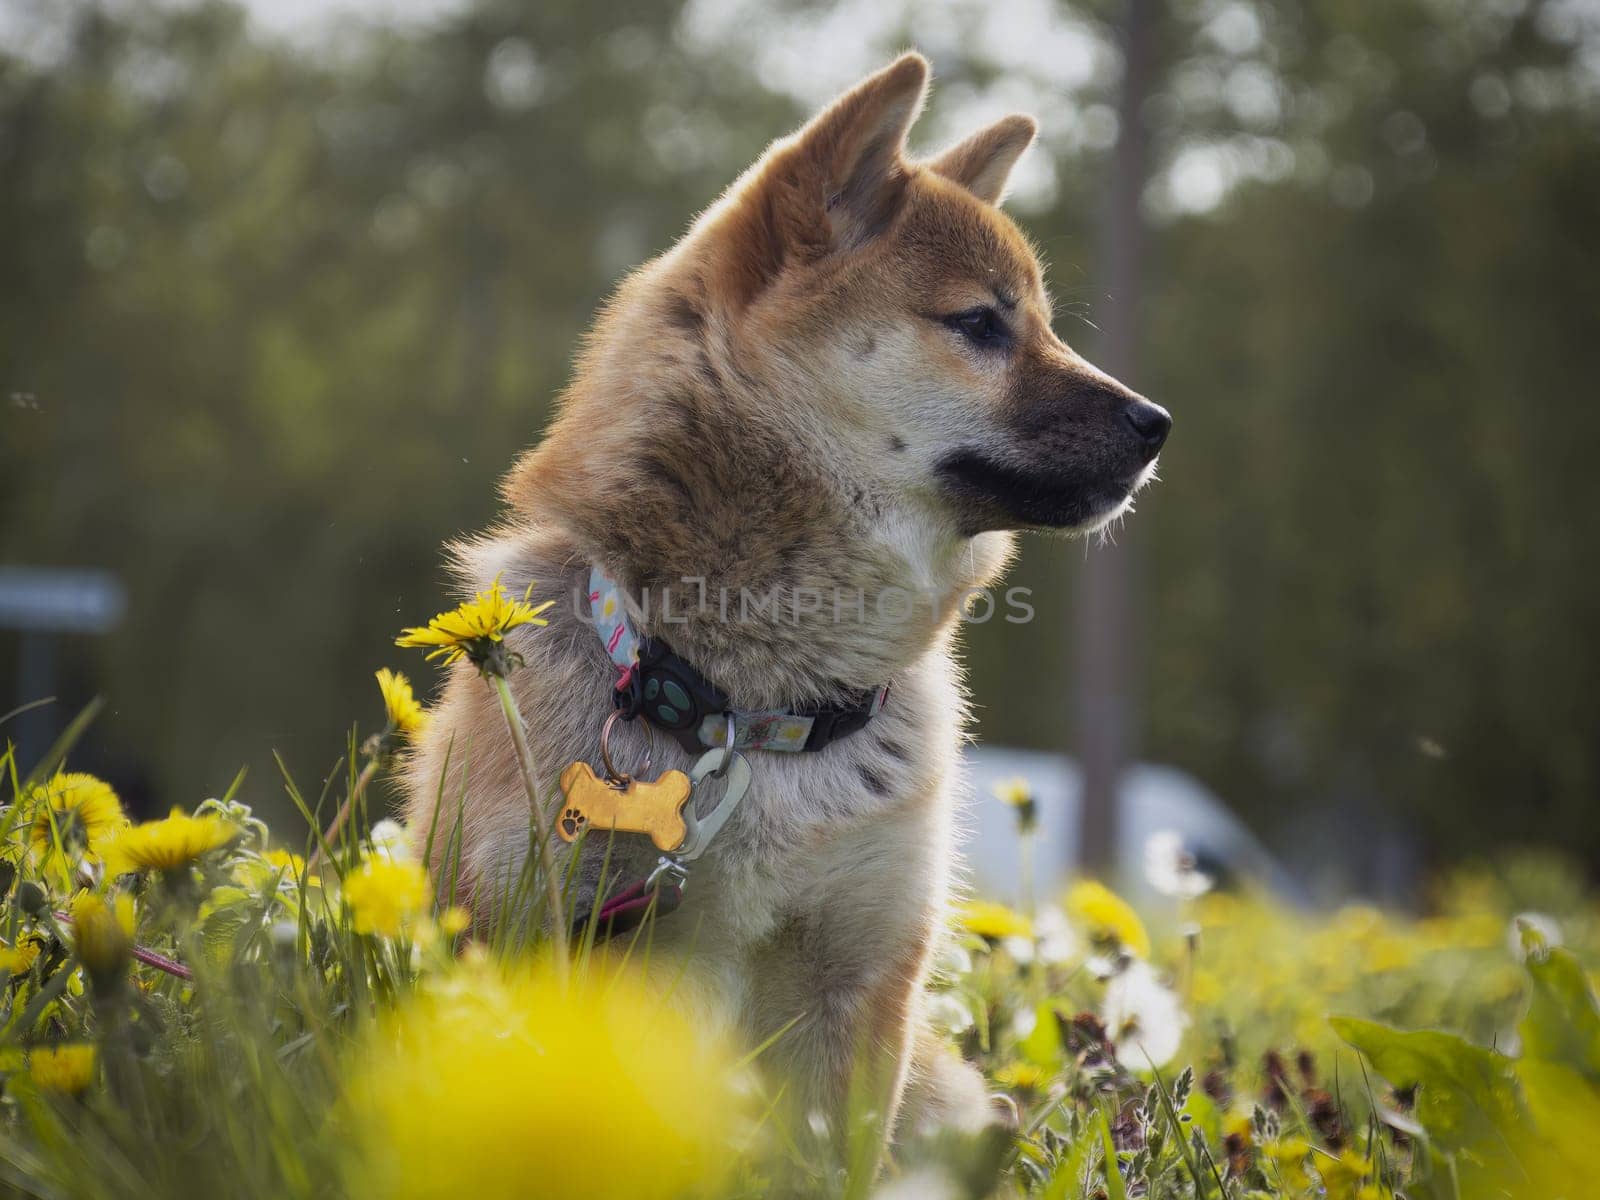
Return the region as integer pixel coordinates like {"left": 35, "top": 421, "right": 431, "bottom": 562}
{"left": 0, "top": 0, "right": 790, "bottom": 815}
{"left": 2, "top": 0, "right": 1596, "bottom": 882}
{"left": 961, "top": 0, "right": 1600, "bottom": 886}
{"left": 1135, "top": 0, "right": 1600, "bottom": 887}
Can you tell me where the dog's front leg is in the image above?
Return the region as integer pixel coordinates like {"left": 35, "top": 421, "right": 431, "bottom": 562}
{"left": 745, "top": 911, "right": 930, "bottom": 1144}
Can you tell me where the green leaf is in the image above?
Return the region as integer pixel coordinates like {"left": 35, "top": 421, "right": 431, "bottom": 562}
{"left": 1330, "top": 1016, "right": 1527, "bottom": 1153}
{"left": 201, "top": 905, "right": 252, "bottom": 968}
{"left": 1018, "top": 1003, "right": 1064, "bottom": 1070}
{"left": 1096, "top": 1109, "right": 1127, "bottom": 1200}
{"left": 1520, "top": 946, "right": 1600, "bottom": 1078}
{"left": 1181, "top": 1086, "right": 1222, "bottom": 1147}
{"left": 1041, "top": 1120, "right": 1091, "bottom": 1200}
{"left": 1514, "top": 1058, "right": 1600, "bottom": 1195}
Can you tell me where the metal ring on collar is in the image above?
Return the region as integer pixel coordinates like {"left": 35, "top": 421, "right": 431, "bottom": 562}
{"left": 599, "top": 709, "right": 654, "bottom": 784}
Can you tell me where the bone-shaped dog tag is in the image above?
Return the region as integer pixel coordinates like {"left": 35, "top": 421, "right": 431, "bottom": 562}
{"left": 556, "top": 761, "right": 693, "bottom": 852}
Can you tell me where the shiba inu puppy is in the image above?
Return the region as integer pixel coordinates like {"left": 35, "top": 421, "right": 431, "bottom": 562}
{"left": 404, "top": 52, "right": 1168, "bottom": 1139}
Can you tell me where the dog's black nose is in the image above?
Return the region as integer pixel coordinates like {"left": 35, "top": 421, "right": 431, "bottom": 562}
{"left": 1124, "top": 400, "right": 1172, "bottom": 456}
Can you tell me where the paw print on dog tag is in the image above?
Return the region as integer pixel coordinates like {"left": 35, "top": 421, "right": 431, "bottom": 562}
{"left": 556, "top": 761, "right": 693, "bottom": 852}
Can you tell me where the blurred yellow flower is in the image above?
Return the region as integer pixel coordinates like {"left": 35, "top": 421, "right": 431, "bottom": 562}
{"left": 375, "top": 668, "right": 427, "bottom": 739}
{"left": 395, "top": 577, "right": 553, "bottom": 668}
{"left": 343, "top": 858, "right": 429, "bottom": 937}
{"left": 438, "top": 906, "right": 471, "bottom": 936}
{"left": 0, "top": 937, "right": 40, "bottom": 975}
{"left": 1221, "top": 1109, "right": 1253, "bottom": 1146}
{"left": 1319, "top": 1148, "right": 1379, "bottom": 1200}
{"left": 1266, "top": 1137, "right": 1314, "bottom": 1191}
{"left": 28, "top": 1044, "right": 97, "bottom": 1094}
{"left": 1066, "top": 880, "right": 1151, "bottom": 959}
{"left": 232, "top": 847, "right": 319, "bottom": 894}
{"left": 992, "top": 777, "right": 1032, "bottom": 808}
{"left": 344, "top": 962, "right": 738, "bottom": 1200}
{"left": 957, "top": 899, "right": 1033, "bottom": 941}
{"left": 106, "top": 808, "right": 238, "bottom": 874}
{"left": 992, "top": 775, "right": 1038, "bottom": 834}
{"left": 28, "top": 772, "right": 126, "bottom": 876}
{"left": 992, "top": 1061, "right": 1049, "bottom": 1092}
{"left": 68, "top": 891, "right": 135, "bottom": 986}
{"left": 265, "top": 847, "right": 312, "bottom": 880}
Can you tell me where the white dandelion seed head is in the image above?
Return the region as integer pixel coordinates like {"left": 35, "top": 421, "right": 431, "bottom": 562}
{"left": 1010, "top": 1005, "right": 1038, "bottom": 1041}
{"left": 1144, "top": 829, "right": 1214, "bottom": 900}
{"left": 1102, "top": 959, "right": 1189, "bottom": 1069}
{"left": 925, "top": 991, "right": 976, "bottom": 1037}
{"left": 1002, "top": 934, "right": 1036, "bottom": 963}
{"left": 932, "top": 941, "right": 973, "bottom": 980}
{"left": 1033, "top": 906, "right": 1080, "bottom": 966}
{"left": 367, "top": 819, "right": 414, "bottom": 862}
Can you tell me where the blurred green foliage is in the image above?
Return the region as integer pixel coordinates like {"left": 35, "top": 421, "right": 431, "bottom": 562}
{"left": 1, "top": 0, "right": 1596, "bottom": 874}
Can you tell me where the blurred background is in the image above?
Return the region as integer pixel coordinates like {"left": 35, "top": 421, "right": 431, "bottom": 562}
{"left": 3, "top": 0, "right": 1597, "bottom": 903}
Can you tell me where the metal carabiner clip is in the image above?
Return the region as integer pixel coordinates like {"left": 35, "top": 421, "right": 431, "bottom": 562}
{"left": 678, "top": 722, "right": 753, "bottom": 862}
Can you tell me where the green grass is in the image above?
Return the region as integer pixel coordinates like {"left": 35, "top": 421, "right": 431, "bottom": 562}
{"left": 0, "top": 701, "right": 1596, "bottom": 1200}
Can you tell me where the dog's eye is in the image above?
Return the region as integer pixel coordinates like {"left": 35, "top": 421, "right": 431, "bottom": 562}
{"left": 945, "top": 307, "right": 1008, "bottom": 347}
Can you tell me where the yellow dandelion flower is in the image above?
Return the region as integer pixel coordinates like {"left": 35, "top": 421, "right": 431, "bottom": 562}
{"left": 375, "top": 668, "right": 428, "bottom": 739}
{"left": 395, "top": 577, "right": 554, "bottom": 670}
{"left": 1221, "top": 1109, "right": 1253, "bottom": 1146}
{"left": 264, "top": 847, "right": 305, "bottom": 877}
{"left": 105, "top": 808, "right": 239, "bottom": 874}
{"left": 992, "top": 775, "right": 1038, "bottom": 832}
{"left": 28, "top": 1044, "right": 97, "bottom": 1094}
{"left": 28, "top": 772, "right": 126, "bottom": 875}
{"left": 0, "top": 937, "right": 41, "bottom": 975}
{"left": 438, "top": 906, "right": 471, "bottom": 936}
{"left": 1066, "top": 880, "right": 1151, "bottom": 959}
{"left": 1318, "top": 1149, "right": 1378, "bottom": 1200}
{"left": 344, "top": 961, "right": 738, "bottom": 1200}
{"left": 1266, "top": 1137, "right": 1314, "bottom": 1191}
{"left": 233, "top": 847, "right": 320, "bottom": 893}
{"left": 271, "top": 847, "right": 322, "bottom": 889}
{"left": 992, "top": 1061, "right": 1050, "bottom": 1092}
{"left": 68, "top": 891, "right": 135, "bottom": 985}
{"left": 957, "top": 899, "right": 1033, "bottom": 941}
{"left": 343, "top": 858, "right": 429, "bottom": 937}
{"left": 993, "top": 776, "right": 1033, "bottom": 809}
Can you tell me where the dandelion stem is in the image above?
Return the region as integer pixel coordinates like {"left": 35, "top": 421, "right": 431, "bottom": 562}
{"left": 307, "top": 757, "right": 380, "bottom": 875}
{"left": 1019, "top": 828, "right": 1036, "bottom": 921}
{"left": 490, "top": 672, "right": 569, "bottom": 978}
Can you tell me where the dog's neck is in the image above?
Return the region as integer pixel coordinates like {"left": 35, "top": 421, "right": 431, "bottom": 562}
{"left": 556, "top": 487, "right": 1010, "bottom": 713}
{"left": 513, "top": 436, "right": 1010, "bottom": 711}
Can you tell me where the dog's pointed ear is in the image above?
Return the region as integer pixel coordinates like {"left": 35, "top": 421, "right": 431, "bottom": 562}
{"left": 928, "top": 114, "right": 1037, "bottom": 205}
{"left": 759, "top": 53, "right": 929, "bottom": 254}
